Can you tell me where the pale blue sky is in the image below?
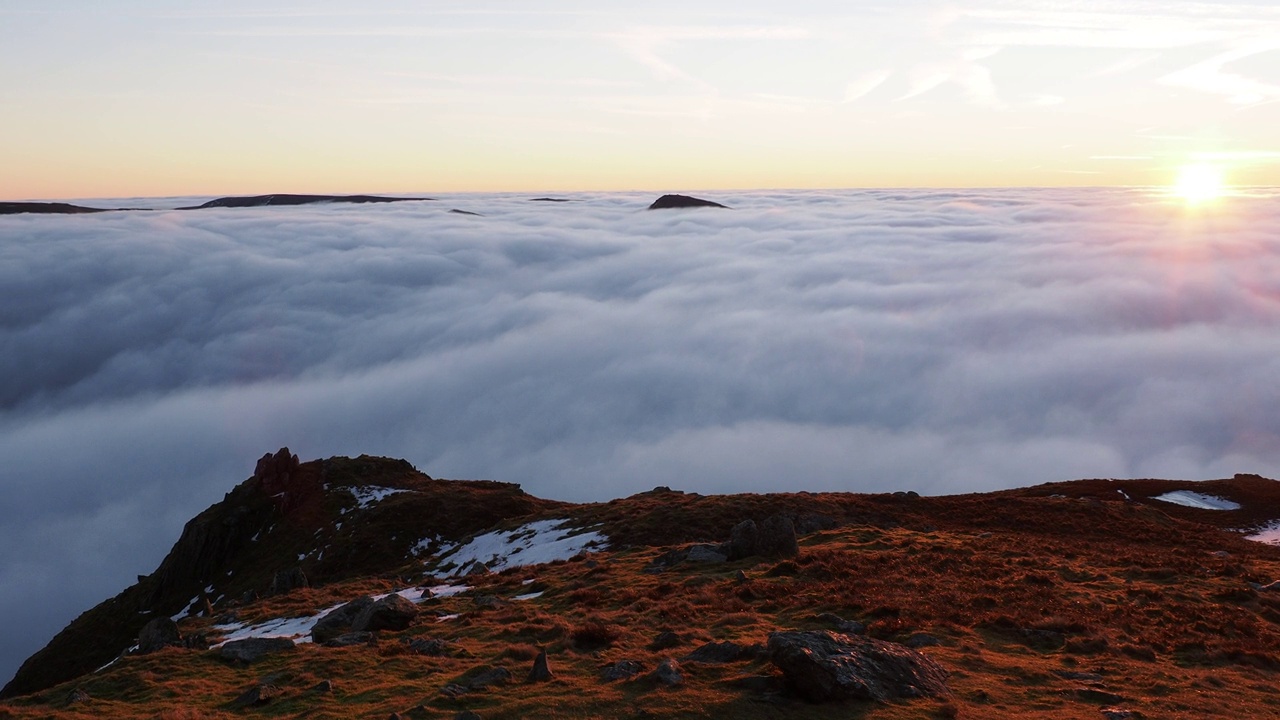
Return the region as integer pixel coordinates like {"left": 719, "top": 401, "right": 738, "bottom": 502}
{"left": 3, "top": 0, "right": 1279, "bottom": 197}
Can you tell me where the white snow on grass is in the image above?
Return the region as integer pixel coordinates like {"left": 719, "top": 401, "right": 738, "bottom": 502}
{"left": 209, "top": 583, "right": 471, "bottom": 646}
{"left": 1153, "top": 490, "right": 1241, "bottom": 511}
{"left": 1246, "top": 521, "right": 1280, "bottom": 545}
{"left": 436, "top": 519, "right": 607, "bottom": 575}
{"left": 513, "top": 591, "right": 544, "bottom": 601}
{"left": 344, "top": 485, "right": 412, "bottom": 510}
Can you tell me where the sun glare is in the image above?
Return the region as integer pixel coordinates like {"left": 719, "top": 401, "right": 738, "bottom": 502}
{"left": 1174, "top": 164, "right": 1226, "bottom": 204}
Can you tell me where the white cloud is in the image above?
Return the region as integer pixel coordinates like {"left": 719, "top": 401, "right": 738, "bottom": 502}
{"left": 4, "top": 188, "right": 1280, "bottom": 685}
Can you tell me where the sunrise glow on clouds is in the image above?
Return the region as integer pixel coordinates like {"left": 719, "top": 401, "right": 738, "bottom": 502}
{"left": 2, "top": 0, "right": 1279, "bottom": 199}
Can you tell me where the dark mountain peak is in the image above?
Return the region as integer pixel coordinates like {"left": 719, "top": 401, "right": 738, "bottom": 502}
{"left": 647, "top": 194, "right": 730, "bottom": 210}
{"left": 177, "top": 194, "right": 433, "bottom": 210}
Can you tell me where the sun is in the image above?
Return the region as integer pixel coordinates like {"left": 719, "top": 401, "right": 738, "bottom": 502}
{"left": 1173, "top": 164, "right": 1226, "bottom": 204}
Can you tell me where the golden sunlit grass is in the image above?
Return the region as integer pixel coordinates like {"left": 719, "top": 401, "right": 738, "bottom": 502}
{"left": 1174, "top": 164, "right": 1228, "bottom": 205}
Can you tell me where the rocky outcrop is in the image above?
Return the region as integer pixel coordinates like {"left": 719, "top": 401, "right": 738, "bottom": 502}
{"left": 269, "top": 567, "right": 309, "bottom": 596}
{"left": 767, "top": 631, "right": 950, "bottom": 702}
{"left": 647, "top": 194, "right": 729, "bottom": 210}
{"left": 725, "top": 516, "right": 798, "bottom": 560}
{"left": 256, "top": 447, "right": 316, "bottom": 513}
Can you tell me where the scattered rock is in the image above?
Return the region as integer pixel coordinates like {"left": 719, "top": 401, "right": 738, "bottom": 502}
{"left": 467, "top": 666, "right": 512, "bottom": 690}
{"left": 182, "top": 632, "right": 210, "bottom": 650}
{"left": 648, "top": 658, "right": 684, "bottom": 686}
{"left": 686, "top": 544, "right": 729, "bottom": 563}
{"left": 66, "top": 687, "right": 90, "bottom": 705}
{"left": 352, "top": 593, "right": 420, "bottom": 632}
{"left": 647, "top": 194, "right": 729, "bottom": 210}
{"left": 1101, "top": 709, "right": 1141, "bottom": 720}
{"left": 726, "top": 520, "right": 762, "bottom": 559}
{"left": 472, "top": 595, "right": 508, "bottom": 609}
{"left": 324, "top": 631, "right": 375, "bottom": 648}
{"left": 683, "top": 641, "right": 759, "bottom": 664}
{"left": 767, "top": 630, "right": 951, "bottom": 702}
{"left": 1071, "top": 688, "right": 1127, "bottom": 704}
{"left": 269, "top": 566, "right": 309, "bottom": 595}
{"left": 312, "top": 596, "right": 375, "bottom": 642}
{"left": 1056, "top": 670, "right": 1104, "bottom": 682}
{"left": 219, "top": 637, "right": 298, "bottom": 664}
{"left": 407, "top": 637, "right": 453, "bottom": 656}
{"left": 905, "top": 633, "right": 941, "bottom": 649}
{"left": 526, "top": 648, "right": 554, "bottom": 683}
{"left": 734, "top": 569, "right": 749, "bottom": 583}
{"left": 815, "top": 612, "right": 866, "bottom": 635}
{"left": 600, "top": 660, "right": 644, "bottom": 682}
{"left": 440, "top": 684, "right": 468, "bottom": 698}
{"left": 758, "top": 515, "right": 799, "bottom": 558}
{"left": 230, "top": 683, "right": 283, "bottom": 708}
{"left": 137, "top": 618, "right": 182, "bottom": 654}
{"left": 649, "top": 631, "right": 682, "bottom": 650}
{"left": 465, "top": 561, "right": 491, "bottom": 576}
{"left": 310, "top": 679, "right": 334, "bottom": 693}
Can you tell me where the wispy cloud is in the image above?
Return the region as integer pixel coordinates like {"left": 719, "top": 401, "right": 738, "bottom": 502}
{"left": 1160, "top": 38, "right": 1280, "bottom": 104}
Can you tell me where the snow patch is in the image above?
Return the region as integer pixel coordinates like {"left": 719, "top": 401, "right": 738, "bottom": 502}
{"left": 346, "top": 485, "right": 411, "bottom": 509}
{"left": 437, "top": 519, "right": 607, "bottom": 574}
{"left": 1246, "top": 521, "right": 1280, "bottom": 545}
{"left": 1153, "top": 490, "right": 1241, "bottom": 511}
{"left": 514, "top": 591, "right": 544, "bottom": 601}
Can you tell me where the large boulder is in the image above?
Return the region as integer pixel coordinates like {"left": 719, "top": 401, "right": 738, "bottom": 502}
{"left": 767, "top": 631, "right": 950, "bottom": 702}
{"left": 311, "top": 596, "right": 375, "bottom": 643}
{"left": 725, "top": 520, "right": 761, "bottom": 560}
{"left": 758, "top": 516, "right": 799, "bottom": 558}
{"left": 351, "top": 594, "right": 420, "bottom": 632}
{"left": 219, "top": 638, "right": 297, "bottom": 664}
{"left": 137, "top": 618, "right": 182, "bottom": 654}
{"left": 269, "top": 567, "right": 309, "bottom": 596}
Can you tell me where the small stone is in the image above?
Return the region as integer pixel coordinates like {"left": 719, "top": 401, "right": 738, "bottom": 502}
{"left": 66, "top": 687, "right": 90, "bottom": 705}
{"left": 467, "top": 666, "right": 512, "bottom": 690}
{"left": 649, "top": 631, "right": 682, "bottom": 650}
{"left": 230, "top": 683, "right": 283, "bottom": 708}
{"left": 734, "top": 570, "right": 749, "bottom": 583}
{"left": 310, "top": 679, "right": 334, "bottom": 693}
{"left": 600, "top": 660, "right": 644, "bottom": 682}
{"left": 324, "top": 631, "right": 375, "bottom": 648}
{"left": 219, "top": 637, "right": 297, "bottom": 664}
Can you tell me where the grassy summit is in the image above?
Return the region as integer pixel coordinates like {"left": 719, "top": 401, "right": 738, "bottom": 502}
{"left": 4, "top": 454, "right": 1280, "bottom": 718}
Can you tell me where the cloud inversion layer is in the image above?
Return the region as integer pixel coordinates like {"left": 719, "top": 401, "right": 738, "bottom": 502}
{"left": 3, "top": 188, "right": 1280, "bottom": 684}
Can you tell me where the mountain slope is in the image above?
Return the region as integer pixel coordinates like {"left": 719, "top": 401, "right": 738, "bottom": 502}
{"left": 4, "top": 453, "right": 1280, "bottom": 718}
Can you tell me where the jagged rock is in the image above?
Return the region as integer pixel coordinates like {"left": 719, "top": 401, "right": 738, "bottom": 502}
{"left": 647, "top": 194, "right": 729, "bottom": 210}
{"left": 310, "top": 679, "right": 334, "bottom": 693}
{"left": 648, "top": 658, "right": 684, "bottom": 686}
{"left": 312, "top": 596, "right": 375, "bottom": 642}
{"left": 137, "top": 617, "right": 182, "bottom": 654}
{"left": 219, "top": 638, "right": 298, "bottom": 664}
{"left": 352, "top": 593, "right": 420, "bottom": 632}
{"left": 600, "top": 660, "right": 644, "bottom": 682}
{"left": 526, "top": 648, "right": 554, "bottom": 682}
{"left": 465, "top": 561, "right": 491, "bottom": 576}
{"left": 230, "top": 683, "right": 283, "bottom": 708}
{"left": 467, "top": 666, "right": 512, "bottom": 690}
{"left": 270, "top": 566, "right": 309, "bottom": 596}
{"left": 815, "top": 613, "right": 866, "bottom": 635}
{"left": 256, "top": 447, "right": 311, "bottom": 512}
{"left": 683, "top": 641, "right": 759, "bottom": 664}
{"left": 767, "top": 630, "right": 950, "bottom": 702}
{"left": 407, "top": 637, "right": 453, "bottom": 656}
{"left": 324, "top": 631, "right": 375, "bottom": 647}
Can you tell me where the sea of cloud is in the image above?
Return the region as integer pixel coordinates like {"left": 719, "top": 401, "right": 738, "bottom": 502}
{"left": 3, "top": 187, "right": 1280, "bottom": 685}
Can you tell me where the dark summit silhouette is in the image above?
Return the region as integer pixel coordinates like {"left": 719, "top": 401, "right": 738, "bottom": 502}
{"left": 0, "top": 202, "right": 113, "bottom": 215}
{"left": 176, "top": 194, "right": 432, "bottom": 210}
{"left": 647, "top": 194, "right": 729, "bottom": 210}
